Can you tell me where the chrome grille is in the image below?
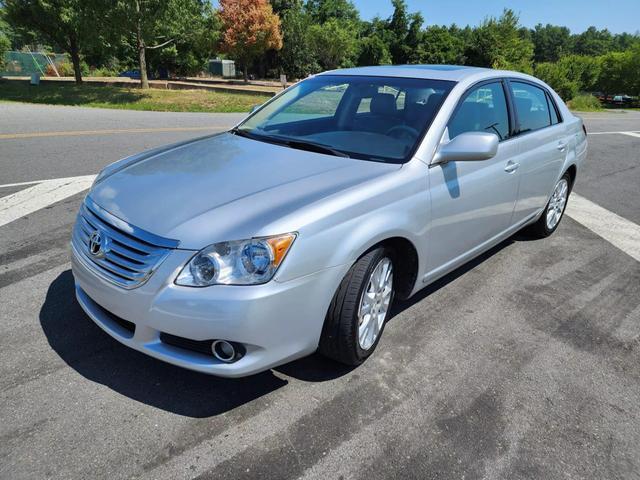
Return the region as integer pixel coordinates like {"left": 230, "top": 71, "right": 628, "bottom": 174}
{"left": 72, "top": 197, "right": 179, "bottom": 289}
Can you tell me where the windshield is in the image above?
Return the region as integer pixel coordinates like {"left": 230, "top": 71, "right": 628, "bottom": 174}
{"left": 235, "top": 75, "right": 455, "bottom": 163}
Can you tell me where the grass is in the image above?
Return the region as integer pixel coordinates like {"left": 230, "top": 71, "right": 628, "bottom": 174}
{"left": 567, "top": 93, "right": 603, "bottom": 112}
{"left": 0, "top": 81, "right": 272, "bottom": 113}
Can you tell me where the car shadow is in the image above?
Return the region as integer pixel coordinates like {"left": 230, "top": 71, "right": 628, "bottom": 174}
{"left": 390, "top": 234, "right": 528, "bottom": 315}
{"left": 40, "top": 270, "right": 287, "bottom": 418}
{"left": 41, "top": 233, "right": 530, "bottom": 415}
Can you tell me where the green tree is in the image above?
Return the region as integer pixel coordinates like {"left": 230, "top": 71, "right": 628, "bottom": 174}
{"left": 3, "top": 0, "right": 101, "bottom": 83}
{"left": 611, "top": 32, "right": 639, "bottom": 52}
{"left": 535, "top": 62, "right": 579, "bottom": 100}
{"left": 465, "top": 9, "right": 534, "bottom": 73}
{"left": 152, "top": 3, "right": 220, "bottom": 76}
{"left": 307, "top": 18, "right": 357, "bottom": 70}
{"left": 358, "top": 34, "right": 391, "bottom": 66}
{"left": 386, "top": 0, "right": 423, "bottom": 64}
{"left": 629, "top": 43, "right": 640, "bottom": 96}
{"left": 273, "top": 0, "right": 316, "bottom": 78}
{"left": 531, "top": 24, "right": 571, "bottom": 62}
{"left": 417, "top": 25, "right": 466, "bottom": 65}
{"left": 597, "top": 50, "right": 636, "bottom": 95}
{"left": 0, "top": 30, "right": 8, "bottom": 70}
{"left": 108, "top": 0, "right": 212, "bottom": 88}
{"left": 535, "top": 54, "right": 602, "bottom": 100}
{"left": 572, "top": 26, "right": 613, "bottom": 56}
{"left": 305, "top": 0, "right": 359, "bottom": 24}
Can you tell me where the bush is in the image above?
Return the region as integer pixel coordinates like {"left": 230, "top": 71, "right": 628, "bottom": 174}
{"left": 47, "top": 60, "right": 75, "bottom": 76}
{"left": 568, "top": 94, "right": 602, "bottom": 111}
{"left": 90, "top": 66, "right": 121, "bottom": 77}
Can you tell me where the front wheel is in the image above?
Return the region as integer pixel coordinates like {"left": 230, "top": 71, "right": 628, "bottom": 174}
{"left": 525, "top": 173, "right": 571, "bottom": 238}
{"left": 319, "top": 247, "right": 394, "bottom": 366}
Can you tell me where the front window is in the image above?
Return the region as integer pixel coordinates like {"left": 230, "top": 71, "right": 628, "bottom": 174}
{"left": 448, "top": 82, "right": 510, "bottom": 141}
{"left": 234, "top": 75, "right": 455, "bottom": 163}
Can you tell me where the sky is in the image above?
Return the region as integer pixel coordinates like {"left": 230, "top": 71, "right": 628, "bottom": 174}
{"left": 353, "top": 0, "right": 640, "bottom": 34}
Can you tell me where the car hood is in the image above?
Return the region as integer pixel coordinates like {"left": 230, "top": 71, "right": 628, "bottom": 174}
{"left": 89, "top": 132, "right": 400, "bottom": 249}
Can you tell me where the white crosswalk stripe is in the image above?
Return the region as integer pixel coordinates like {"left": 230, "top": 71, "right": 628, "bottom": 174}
{"left": 566, "top": 193, "right": 640, "bottom": 262}
{"left": 0, "top": 175, "right": 96, "bottom": 228}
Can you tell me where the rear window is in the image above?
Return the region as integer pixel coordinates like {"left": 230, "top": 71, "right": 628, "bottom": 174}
{"left": 511, "top": 81, "right": 552, "bottom": 133}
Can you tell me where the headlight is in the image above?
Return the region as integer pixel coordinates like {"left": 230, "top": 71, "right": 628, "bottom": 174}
{"left": 175, "top": 233, "right": 296, "bottom": 287}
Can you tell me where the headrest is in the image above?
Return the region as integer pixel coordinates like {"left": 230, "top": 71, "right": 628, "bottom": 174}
{"left": 370, "top": 93, "right": 397, "bottom": 116}
{"left": 405, "top": 93, "right": 444, "bottom": 124}
{"left": 424, "top": 92, "right": 443, "bottom": 110}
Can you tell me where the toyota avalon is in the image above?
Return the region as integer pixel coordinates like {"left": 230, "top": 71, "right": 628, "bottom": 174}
{"left": 71, "top": 65, "right": 587, "bottom": 377}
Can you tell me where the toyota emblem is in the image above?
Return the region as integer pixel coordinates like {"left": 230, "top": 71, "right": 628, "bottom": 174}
{"left": 88, "top": 230, "right": 106, "bottom": 258}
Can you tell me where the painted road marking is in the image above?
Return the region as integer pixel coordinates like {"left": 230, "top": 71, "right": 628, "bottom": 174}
{"left": 0, "top": 179, "right": 43, "bottom": 189}
{"left": 566, "top": 193, "right": 640, "bottom": 262}
{"left": 0, "top": 126, "right": 226, "bottom": 140}
{"left": 620, "top": 132, "right": 640, "bottom": 139}
{"left": 588, "top": 131, "right": 640, "bottom": 135}
{"left": 0, "top": 175, "right": 96, "bottom": 228}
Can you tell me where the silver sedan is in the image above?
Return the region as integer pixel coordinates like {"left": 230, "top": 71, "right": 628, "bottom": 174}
{"left": 71, "top": 65, "right": 587, "bottom": 377}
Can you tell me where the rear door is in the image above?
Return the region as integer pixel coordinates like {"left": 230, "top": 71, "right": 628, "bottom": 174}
{"left": 427, "top": 80, "right": 520, "bottom": 275}
{"left": 508, "top": 80, "right": 567, "bottom": 222}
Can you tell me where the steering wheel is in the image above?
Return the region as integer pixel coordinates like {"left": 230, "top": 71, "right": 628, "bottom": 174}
{"left": 386, "top": 125, "right": 420, "bottom": 141}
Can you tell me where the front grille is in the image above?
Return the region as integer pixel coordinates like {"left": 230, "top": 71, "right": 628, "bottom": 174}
{"left": 72, "top": 197, "right": 179, "bottom": 289}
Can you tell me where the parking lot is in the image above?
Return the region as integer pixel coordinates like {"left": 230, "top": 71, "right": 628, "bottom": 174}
{"left": 1, "top": 103, "right": 640, "bottom": 479}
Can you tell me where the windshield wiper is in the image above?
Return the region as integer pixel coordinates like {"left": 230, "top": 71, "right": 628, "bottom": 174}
{"left": 231, "top": 128, "right": 349, "bottom": 158}
{"left": 277, "top": 138, "right": 350, "bottom": 158}
{"left": 230, "top": 127, "right": 259, "bottom": 140}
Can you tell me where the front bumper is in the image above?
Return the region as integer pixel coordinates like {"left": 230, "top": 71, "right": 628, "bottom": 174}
{"left": 71, "top": 243, "right": 346, "bottom": 377}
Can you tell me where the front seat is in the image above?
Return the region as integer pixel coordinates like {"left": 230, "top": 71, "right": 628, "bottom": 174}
{"left": 364, "top": 92, "right": 398, "bottom": 134}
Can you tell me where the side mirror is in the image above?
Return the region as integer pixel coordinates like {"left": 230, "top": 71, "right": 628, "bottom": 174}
{"left": 433, "top": 131, "right": 499, "bottom": 164}
{"left": 249, "top": 104, "right": 262, "bottom": 114}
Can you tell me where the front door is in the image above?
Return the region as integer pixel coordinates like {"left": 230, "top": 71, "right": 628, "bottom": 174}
{"left": 426, "top": 81, "right": 520, "bottom": 279}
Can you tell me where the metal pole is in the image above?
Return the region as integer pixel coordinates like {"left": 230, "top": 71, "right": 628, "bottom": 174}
{"left": 25, "top": 46, "right": 46, "bottom": 76}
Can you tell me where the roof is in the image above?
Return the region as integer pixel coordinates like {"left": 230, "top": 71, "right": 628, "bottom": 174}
{"left": 319, "top": 65, "right": 501, "bottom": 82}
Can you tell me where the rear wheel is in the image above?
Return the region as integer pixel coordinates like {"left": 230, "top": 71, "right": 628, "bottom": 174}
{"left": 525, "top": 173, "right": 571, "bottom": 238}
{"left": 319, "top": 247, "right": 394, "bottom": 366}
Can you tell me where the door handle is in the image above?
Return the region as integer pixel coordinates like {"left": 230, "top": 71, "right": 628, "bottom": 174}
{"left": 504, "top": 161, "right": 519, "bottom": 173}
{"left": 557, "top": 141, "right": 568, "bottom": 151}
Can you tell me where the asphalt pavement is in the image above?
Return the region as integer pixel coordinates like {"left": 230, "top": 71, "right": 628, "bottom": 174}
{"left": 1, "top": 103, "right": 640, "bottom": 479}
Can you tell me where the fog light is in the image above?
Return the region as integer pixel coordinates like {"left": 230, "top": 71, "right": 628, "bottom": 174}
{"left": 212, "top": 340, "right": 237, "bottom": 363}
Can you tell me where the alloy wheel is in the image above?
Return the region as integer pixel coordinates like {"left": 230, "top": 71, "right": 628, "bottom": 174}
{"left": 546, "top": 178, "right": 569, "bottom": 230}
{"left": 357, "top": 257, "right": 393, "bottom": 350}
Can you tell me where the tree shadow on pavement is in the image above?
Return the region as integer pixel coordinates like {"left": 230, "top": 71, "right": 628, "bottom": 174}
{"left": 39, "top": 270, "right": 287, "bottom": 418}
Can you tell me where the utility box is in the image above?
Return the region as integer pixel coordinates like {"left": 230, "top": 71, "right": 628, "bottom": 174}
{"left": 209, "top": 58, "right": 236, "bottom": 78}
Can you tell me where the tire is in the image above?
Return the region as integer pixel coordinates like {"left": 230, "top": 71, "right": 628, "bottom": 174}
{"left": 319, "top": 247, "right": 395, "bottom": 366}
{"left": 525, "top": 172, "right": 572, "bottom": 238}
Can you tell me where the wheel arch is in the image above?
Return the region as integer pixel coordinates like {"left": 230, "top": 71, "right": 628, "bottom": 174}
{"left": 351, "top": 235, "right": 420, "bottom": 301}
{"left": 564, "top": 163, "right": 577, "bottom": 189}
